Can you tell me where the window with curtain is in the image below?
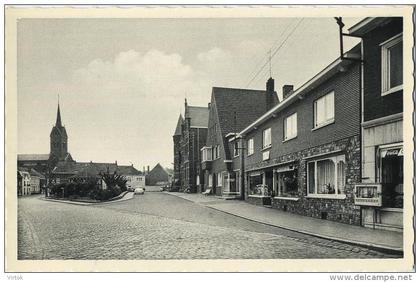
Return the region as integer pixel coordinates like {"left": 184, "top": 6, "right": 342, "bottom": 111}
{"left": 381, "top": 34, "right": 403, "bottom": 95}
{"left": 284, "top": 112, "right": 297, "bottom": 140}
{"left": 247, "top": 138, "right": 254, "bottom": 155}
{"left": 307, "top": 155, "right": 346, "bottom": 196}
{"left": 314, "top": 92, "right": 334, "bottom": 128}
{"left": 263, "top": 128, "right": 271, "bottom": 149}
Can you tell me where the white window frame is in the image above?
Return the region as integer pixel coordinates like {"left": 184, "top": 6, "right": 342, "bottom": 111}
{"left": 233, "top": 141, "right": 240, "bottom": 157}
{"left": 381, "top": 33, "right": 403, "bottom": 96}
{"left": 306, "top": 154, "right": 346, "bottom": 199}
{"left": 284, "top": 112, "right": 298, "bottom": 141}
{"left": 313, "top": 91, "right": 335, "bottom": 129}
{"left": 201, "top": 146, "right": 212, "bottom": 162}
{"left": 208, "top": 174, "right": 213, "bottom": 187}
{"left": 262, "top": 128, "right": 272, "bottom": 150}
{"left": 247, "top": 138, "right": 254, "bottom": 156}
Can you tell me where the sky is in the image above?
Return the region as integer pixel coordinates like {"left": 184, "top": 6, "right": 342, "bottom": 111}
{"left": 17, "top": 17, "right": 361, "bottom": 170}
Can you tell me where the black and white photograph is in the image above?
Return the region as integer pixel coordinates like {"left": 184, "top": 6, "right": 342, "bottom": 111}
{"left": 4, "top": 4, "right": 415, "bottom": 274}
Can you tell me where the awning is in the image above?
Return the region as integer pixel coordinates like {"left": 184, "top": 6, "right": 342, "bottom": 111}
{"left": 275, "top": 163, "right": 298, "bottom": 173}
{"left": 249, "top": 171, "right": 263, "bottom": 177}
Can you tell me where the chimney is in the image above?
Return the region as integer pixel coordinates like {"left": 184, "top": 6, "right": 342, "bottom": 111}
{"left": 147, "top": 165, "right": 150, "bottom": 174}
{"left": 208, "top": 102, "right": 211, "bottom": 109}
{"left": 266, "top": 77, "right": 275, "bottom": 111}
{"left": 282, "top": 85, "right": 294, "bottom": 100}
{"left": 143, "top": 166, "right": 145, "bottom": 174}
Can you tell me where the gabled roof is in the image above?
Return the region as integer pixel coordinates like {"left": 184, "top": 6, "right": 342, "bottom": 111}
{"left": 18, "top": 154, "right": 50, "bottom": 161}
{"left": 240, "top": 44, "right": 361, "bottom": 136}
{"left": 186, "top": 106, "right": 209, "bottom": 128}
{"left": 29, "top": 168, "right": 46, "bottom": 179}
{"left": 149, "top": 163, "right": 169, "bottom": 176}
{"left": 211, "top": 86, "right": 279, "bottom": 160}
{"left": 173, "top": 114, "right": 184, "bottom": 136}
{"left": 212, "top": 87, "right": 279, "bottom": 136}
{"left": 348, "top": 17, "right": 393, "bottom": 36}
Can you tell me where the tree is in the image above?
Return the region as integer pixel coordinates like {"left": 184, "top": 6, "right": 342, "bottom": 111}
{"left": 99, "top": 167, "right": 127, "bottom": 192}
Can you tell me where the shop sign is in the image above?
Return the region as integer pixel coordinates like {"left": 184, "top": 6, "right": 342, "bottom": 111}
{"left": 354, "top": 184, "right": 382, "bottom": 207}
{"left": 262, "top": 150, "right": 270, "bottom": 161}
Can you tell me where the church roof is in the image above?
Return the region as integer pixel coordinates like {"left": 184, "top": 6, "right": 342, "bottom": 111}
{"left": 186, "top": 106, "right": 209, "bottom": 128}
{"left": 173, "top": 115, "right": 184, "bottom": 136}
{"left": 18, "top": 154, "right": 50, "bottom": 161}
{"left": 52, "top": 161, "right": 142, "bottom": 177}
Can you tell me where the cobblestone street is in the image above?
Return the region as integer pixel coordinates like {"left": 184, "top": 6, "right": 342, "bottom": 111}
{"left": 18, "top": 192, "right": 396, "bottom": 260}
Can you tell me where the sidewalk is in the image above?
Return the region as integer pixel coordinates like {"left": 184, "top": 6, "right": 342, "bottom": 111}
{"left": 166, "top": 192, "right": 403, "bottom": 254}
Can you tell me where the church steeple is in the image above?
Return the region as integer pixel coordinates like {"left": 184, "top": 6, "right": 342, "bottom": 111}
{"left": 56, "top": 102, "right": 62, "bottom": 127}
{"left": 50, "top": 97, "right": 68, "bottom": 161}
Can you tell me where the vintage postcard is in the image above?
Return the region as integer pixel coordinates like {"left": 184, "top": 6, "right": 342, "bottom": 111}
{"left": 4, "top": 5, "right": 415, "bottom": 273}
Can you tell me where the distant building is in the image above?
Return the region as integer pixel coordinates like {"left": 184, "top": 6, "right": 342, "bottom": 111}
{"left": 51, "top": 160, "right": 144, "bottom": 190}
{"left": 201, "top": 81, "right": 279, "bottom": 197}
{"left": 28, "top": 168, "right": 46, "bottom": 194}
{"left": 146, "top": 163, "right": 170, "bottom": 186}
{"left": 17, "top": 169, "right": 31, "bottom": 196}
{"left": 118, "top": 165, "right": 146, "bottom": 189}
{"left": 18, "top": 102, "right": 73, "bottom": 183}
{"left": 172, "top": 99, "right": 209, "bottom": 192}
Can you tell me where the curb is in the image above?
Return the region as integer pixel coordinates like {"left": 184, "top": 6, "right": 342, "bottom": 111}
{"left": 41, "top": 192, "right": 134, "bottom": 206}
{"left": 166, "top": 192, "right": 403, "bottom": 256}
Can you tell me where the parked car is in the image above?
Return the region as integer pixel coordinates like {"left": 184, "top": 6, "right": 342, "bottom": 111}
{"left": 127, "top": 187, "right": 135, "bottom": 192}
{"left": 134, "top": 188, "right": 144, "bottom": 195}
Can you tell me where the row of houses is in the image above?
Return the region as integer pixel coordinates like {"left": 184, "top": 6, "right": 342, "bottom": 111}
{"left": 172, "top": 17, "right": 404, "bottom": 232}
{"left": 17, "top": 167, "right": 46, "bottom": 196}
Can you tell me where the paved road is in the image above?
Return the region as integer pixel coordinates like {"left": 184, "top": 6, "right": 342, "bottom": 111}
{"left": 18, "top": 193, "right": 395, "bottom": 260}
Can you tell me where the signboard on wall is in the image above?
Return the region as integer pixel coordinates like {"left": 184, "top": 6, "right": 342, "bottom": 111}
{"left": 262, "top": 150, "right": 270, "bottom": 161}
{"left": 354, "top": 184, "right": 382, "bottom": 207}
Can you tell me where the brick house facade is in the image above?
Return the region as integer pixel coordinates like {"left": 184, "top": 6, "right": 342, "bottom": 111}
{"left": 201, "top": 81, "right": 279, "bottom": 197}
{"left": 349, "top": 17, "right": 403, "bottom": 232}
{"left": 239, "top": 46, "right": 362, "bottom": 225}
{"left": 173, "top": 99, "right": 209, "bottom": 193}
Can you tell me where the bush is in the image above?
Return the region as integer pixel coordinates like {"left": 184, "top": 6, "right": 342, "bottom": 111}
{"left": 48, "top": 176, "right": 125, "bottom": 202}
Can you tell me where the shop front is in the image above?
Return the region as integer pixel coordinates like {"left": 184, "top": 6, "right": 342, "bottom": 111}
{"left": 360, "top": 115, "right": 403, "bottom": 232}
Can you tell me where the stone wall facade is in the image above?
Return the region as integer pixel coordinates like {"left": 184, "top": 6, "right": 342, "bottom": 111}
{"left": 246, "top": 135, "right": 362, "bottom": 226}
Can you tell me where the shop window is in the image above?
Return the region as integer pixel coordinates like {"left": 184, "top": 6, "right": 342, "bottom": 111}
{"left": 249, "top": 174, "right": 263, "bottom": 195}
{"left": 208, "top": 174, "right": 213, "bottom": 187}
{"left": 262, "top": 128, "right": 271, "bottom": 149}
{"left": 314, "top": 92, "right": 334, "bottom": 128}
{"left": 284, "top": 112, "right": 297, "bottom": 141}
{"left": 217, "top": 172, "right": 222, "bottom": 187}
{"left": 278, "top": 169, "right": 298, "bottom": 197}
{"left": 379, "top": 146, "right": 403, "bottom": 208}
{"left": 247, "top": 138, "right": 254, "bottom": 156}
{"left": 307, "top": 155, "right": 346, "bottom": 196}
{"left": 234, "top": 171, "right": 240, "bottom": 193}
{"left": 381, "top": 34, "right": 403, "bottom": 96}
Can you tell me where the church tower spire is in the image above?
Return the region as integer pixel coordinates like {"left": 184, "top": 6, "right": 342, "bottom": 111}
{"left": 56, "top": 102, "right": 62, "bottom": 127}
{"left": 50, "top": 96, "right": 69, "bottom": 161}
